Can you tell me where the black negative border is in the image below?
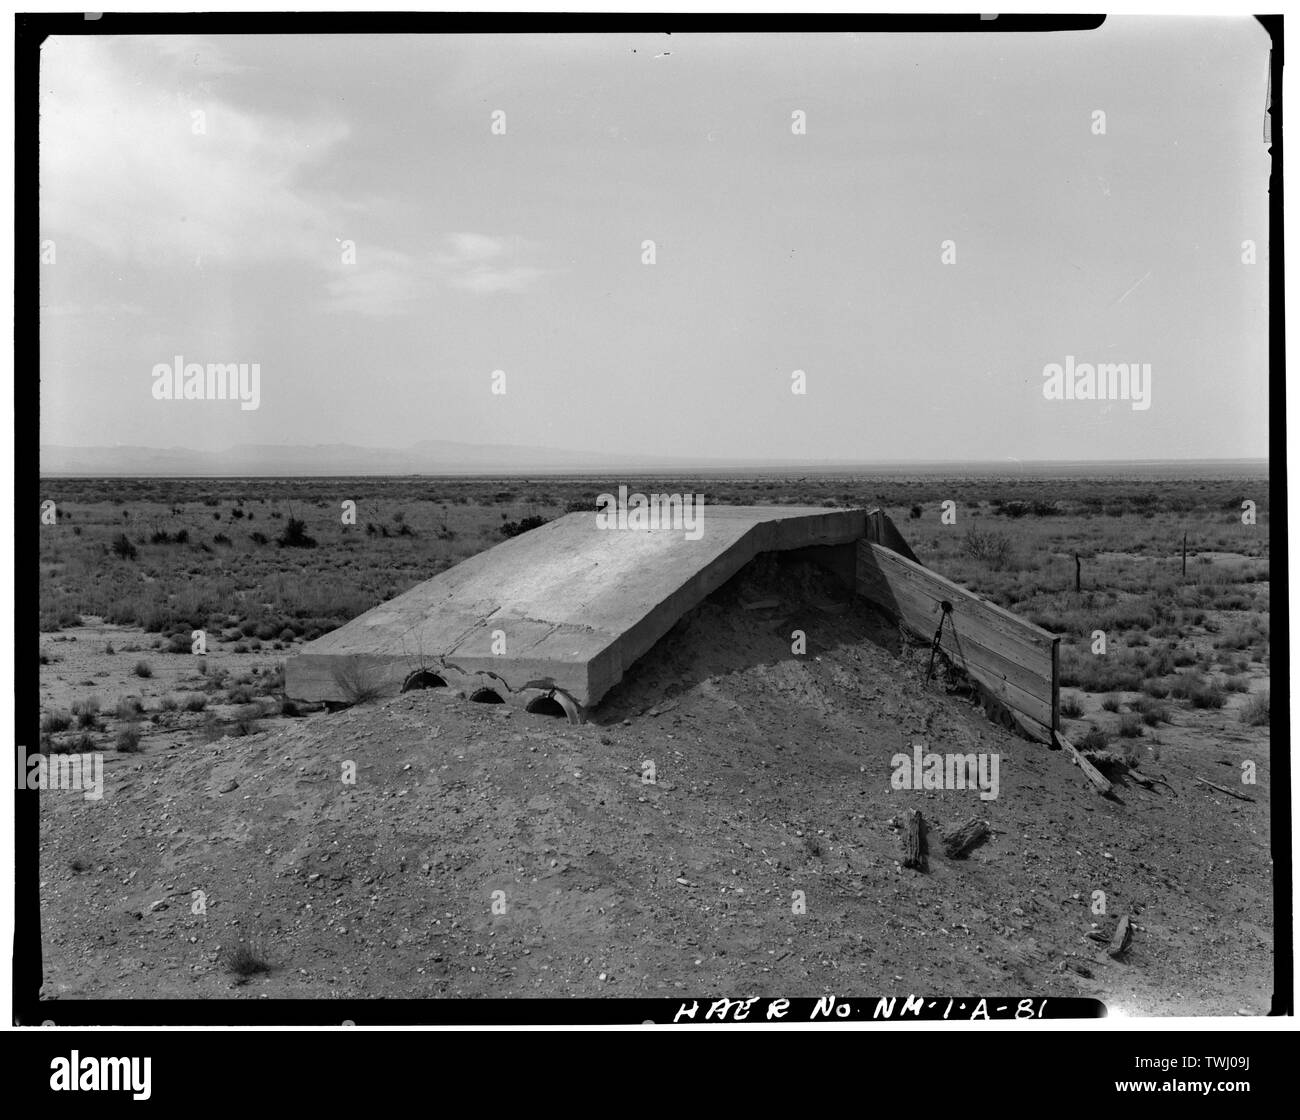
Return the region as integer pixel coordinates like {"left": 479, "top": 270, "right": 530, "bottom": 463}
{"left": 15, "top": 10, "right": 1287, "bottom": 1026}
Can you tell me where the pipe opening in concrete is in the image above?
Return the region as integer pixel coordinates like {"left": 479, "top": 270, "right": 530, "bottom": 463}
{"left": 470, "top": 687, "right": 505, "bottom": 704}
{"left": 402, "top": 670, "right": 447, "bottom": 692}
{"left": 526, "top": 695, "right": 568, "bottom": 718}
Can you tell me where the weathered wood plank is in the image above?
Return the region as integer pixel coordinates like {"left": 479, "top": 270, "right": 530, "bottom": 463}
{"left": 1053, "top": 731, "right": 1115, "bottom": 797}
{"left": 856, "top": 546, "right": 1055, "bottom": 659}
{"left": 856, "top": 540, "right": 1059, "bottom": 728}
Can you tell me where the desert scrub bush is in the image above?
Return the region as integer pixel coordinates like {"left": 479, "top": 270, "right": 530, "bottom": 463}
{"left": 1117, "top": 713, "right": 1143, "bottom": 739}
{"left": 329, "top": 656, "right": 386, "bottom": 705}
{"left": 115, "top": 726, "right": 142, "bottom": 753}
{"left": 1133, "top": 697, "right": 1170, "bottom": 726}
{"left": 1059, "top": 693, "right": 1085, "bottom": 719}
{"left": 166, "top": 633, "right": 191, "bottom": 654}
{"left": 277, "top": 516, "right": 317, "bottom": 548}
{"left": 73, "top": 698, "right": 101, "bottom": 729}
{"left": 1168, "top": 672, "right": 1226, "bottom": 709}
{"left": 959, "top": 526, "right": 1014, "bottom": 571}
{"left": 1240, "top": 690, "right": 1269, "bottom": 726}
{"left": 41, "top": 710, "right": 73, "bottom": 734}
{"left": 133, "top": 660, "right": 153, "bottom": 679}
{"left": 1222, "top": 675, "right": 1250, "bottom": 693}
{"left": 1078, "top": 725, "right": 1109, "bottom": 752}
{"left": 231, "top": 704, "right": 261, "bottom": 736}
{"left": 110, "top": 533, "right": 137, "bottom": 561}
{"left": 182, "top": 693, "right": 207, "bottom": 712}
{"left": 1101, "top": 694, "right": 1121, "bottom": 713}
{"left": 104, "top": 641, "right": 115, "bottom": 655}
{"left": 279, "top": 699, "right": 301, "bottom": 718}
{"left": 1143, "top": 677, "right": 1171, "bottom": 699}
{"left": 500, "top": 515, "right": 549, "bottom": 540}
{"left": 218, "top": 933, "right": 271, "bottom": 982}
{"left": 1214, "top": 621, "right": 1269, "bottom": 650}
{"left": 227, "top": 684, "right": 256, "bottom": 705}
{"left": 115, "top": 696, "right": 144, "bottom": 721}
{"left": 1060, "top": 652, "right": 1144, "bottom": 693}
{"left": 159, "top": 694, "right": 179, "bottom": 711}
{"left": 39, "top": 605, "right": 83, "bottom": 632}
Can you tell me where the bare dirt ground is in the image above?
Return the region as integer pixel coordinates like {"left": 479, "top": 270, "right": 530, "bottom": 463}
{"left": 37, "top": 559, "right": 1272, "bottom": 1014}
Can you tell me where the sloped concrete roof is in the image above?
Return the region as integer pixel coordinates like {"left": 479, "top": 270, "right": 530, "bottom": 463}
{"left": 286, "top": 505, "right": 865, "bottom": 711}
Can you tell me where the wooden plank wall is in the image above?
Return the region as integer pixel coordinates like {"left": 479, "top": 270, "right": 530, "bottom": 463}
{"left": 856, "top": 539, "right": 1060, "bottom": 731}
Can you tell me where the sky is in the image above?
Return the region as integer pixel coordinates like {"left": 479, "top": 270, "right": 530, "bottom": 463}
{"left": 39, "top": 19, "right": 1272, "bottom": 464}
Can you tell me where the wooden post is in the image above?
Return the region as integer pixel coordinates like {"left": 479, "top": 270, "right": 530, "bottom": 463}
{"left": 1182, "top": 532, "right": 1187, "bottom": 577}
{"left": 1074, "top": 553, "right": 1081, "bottom": 593}
{"left": 902, "top": 809, "right": 927, "bottom": 871}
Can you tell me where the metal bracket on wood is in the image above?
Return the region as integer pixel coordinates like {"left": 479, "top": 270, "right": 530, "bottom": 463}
{"left": 925, "top": 600, "right": 954, "bottom": 682}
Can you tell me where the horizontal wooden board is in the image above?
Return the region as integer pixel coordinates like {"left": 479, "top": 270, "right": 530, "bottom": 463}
{"left": 856, "top": 540, "right": 1060, "bottom": 730}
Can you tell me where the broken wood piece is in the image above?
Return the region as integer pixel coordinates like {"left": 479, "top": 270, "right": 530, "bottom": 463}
{"left": 1194, "top": 776, "right": 1255, "bottom": 803}
{"left": 741, "top": 598, "right": 780, "bottom": 611}
{"left": 941, "top": 817, "right": 991, "bottom": 859}
{"left": 1127, "top": 768, "right": 1177, "bottom": 795}
{"left": 902, "top": 809, "right": 927, "bottom": 871}
{"left": 1108, "top": 914, "right": 1133, "bottom": 959}
{"left": 1053, "top": 731, "right": 1114, "bottom": 797}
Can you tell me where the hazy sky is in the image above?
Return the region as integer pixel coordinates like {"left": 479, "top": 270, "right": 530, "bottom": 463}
{"left": 40, "top": 20, "right": 1271, "bottom": 463}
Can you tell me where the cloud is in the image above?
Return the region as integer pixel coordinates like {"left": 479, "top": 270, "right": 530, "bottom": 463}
{"left": 40, "top": 36, "right": 346, "bottom": 265}
{"left": 39, "top": 37, "right": 550, "bottom": 315}
{"left": 448, "top": 264, "right": 548, "bottom": 294}
{"left": 326, "top": 235, "right": 550, "bottom": 316}
{"left": 435, "top": 233, "right": 549, "bottom": 295}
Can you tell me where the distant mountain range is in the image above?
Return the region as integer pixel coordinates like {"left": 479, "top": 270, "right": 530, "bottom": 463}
{"left": 40, "top": 440, "right": 694, "bottom": 477}
{"left": 38, "top": 442, "right": 1268, "bottom": 478}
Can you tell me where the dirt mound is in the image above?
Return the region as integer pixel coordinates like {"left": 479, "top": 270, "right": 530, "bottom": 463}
{"left": 38, "top": 560, "right": 1273, "bottom": 1013}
